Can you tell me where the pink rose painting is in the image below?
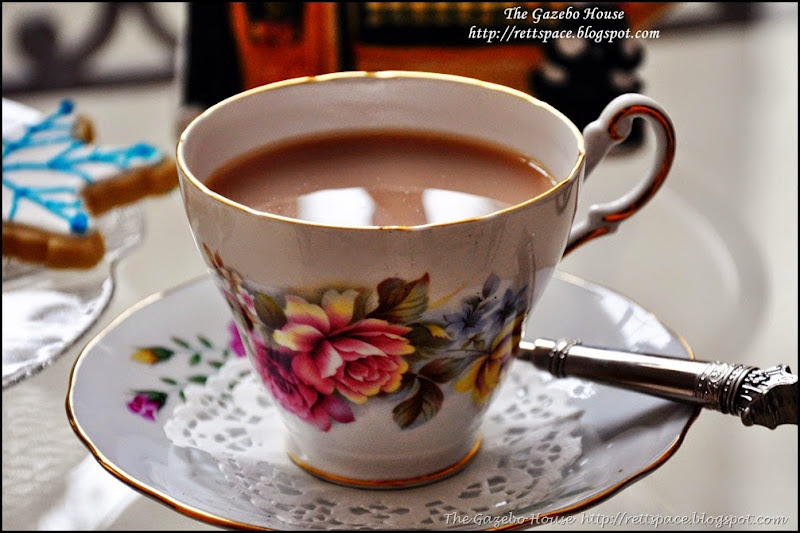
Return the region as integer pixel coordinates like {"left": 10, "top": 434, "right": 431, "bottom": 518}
{"left": 251, "top": 336, "right": 355, "bottom": 431}
{"left": 209, "top": 247, "right": 530, "bottom": 432}
{"left": 126, "top": 392, "right": 165, "bottom": 421}
{"left": 273, "top": 290, "right": 413, "bottom": 403}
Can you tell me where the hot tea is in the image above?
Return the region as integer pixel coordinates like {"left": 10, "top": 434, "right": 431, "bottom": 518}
{"left": 205, "top": 130, "right": 557, "bottom": 227}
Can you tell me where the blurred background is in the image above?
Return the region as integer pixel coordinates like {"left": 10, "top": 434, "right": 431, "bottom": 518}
{"left": 2, "top": 2, "right": 797, "bottom": 531}
{"left": 2, "top": 3, "right": 793, "bottom": 131}
{"left": 0, "top": 3, "right": 787, "bottom": 95}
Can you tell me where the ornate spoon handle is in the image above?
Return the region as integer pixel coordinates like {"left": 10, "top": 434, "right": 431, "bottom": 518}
{"left": 518, "top": 338, "right": 798, "bottom": 429}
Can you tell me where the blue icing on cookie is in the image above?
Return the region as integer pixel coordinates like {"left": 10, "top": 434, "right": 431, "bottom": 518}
{"left": 69, "top": 212, "right": 89, "bottom": 234}
{"left": 59, "top": 100, "right": 74, "bottom": 114}
{"left": 2, "top": 99, "right": 164, "bottom": 236}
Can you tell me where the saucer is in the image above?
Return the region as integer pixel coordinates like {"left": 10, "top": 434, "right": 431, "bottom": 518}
{"left": 67, "top": 273, "right": 699, "bottom": 531}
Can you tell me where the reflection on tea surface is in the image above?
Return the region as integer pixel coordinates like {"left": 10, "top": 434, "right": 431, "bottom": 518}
{"left": 282, "top": 186, "right": 521, "bottom": 226}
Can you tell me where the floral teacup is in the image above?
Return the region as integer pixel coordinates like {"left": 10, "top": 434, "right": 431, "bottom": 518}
{"left": 177, "top": 71, "right": 675, "bottom": 488}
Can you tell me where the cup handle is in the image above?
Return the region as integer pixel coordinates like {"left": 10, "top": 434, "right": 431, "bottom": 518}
{"left": 564, "top": 94, "right": 676, "bottom": 256}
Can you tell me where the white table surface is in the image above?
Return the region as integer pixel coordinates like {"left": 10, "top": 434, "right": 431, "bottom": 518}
{"left": 2, "top": 10, "right": 797, "bottom": 531}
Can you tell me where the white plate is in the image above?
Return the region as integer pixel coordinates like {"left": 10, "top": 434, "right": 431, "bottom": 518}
{"left": 2, "top": 98, "right": 144, "bottom": 389}
{"left": 67, "top": 272, "right": 698, "bottom": 530}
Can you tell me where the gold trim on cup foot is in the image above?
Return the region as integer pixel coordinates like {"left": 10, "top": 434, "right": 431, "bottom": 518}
{"left": 287, "top": 436, "right": 483, "bottom": 490}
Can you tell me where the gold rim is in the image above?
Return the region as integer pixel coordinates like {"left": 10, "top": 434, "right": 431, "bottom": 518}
{"left": 288, "top": 436, "right": 482, "bottom": 489}
{"left": 65, "top": 272, "right": 699, "bottom": 531}
{"left": 175, "top": 70, "right": 586, "bottom": 231}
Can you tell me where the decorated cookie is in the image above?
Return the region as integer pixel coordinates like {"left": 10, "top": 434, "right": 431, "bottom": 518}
{"left": 2, "top": 99, "right": 177, "bottom": 269}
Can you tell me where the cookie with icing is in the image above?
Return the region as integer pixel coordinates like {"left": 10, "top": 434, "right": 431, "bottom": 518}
{"left": 2, "top": 99, "right": 177, "bottom": 269}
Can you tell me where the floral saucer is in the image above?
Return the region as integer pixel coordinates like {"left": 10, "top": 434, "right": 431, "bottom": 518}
{"left": 67, "top": 273, "right": 699, "bottom": 531}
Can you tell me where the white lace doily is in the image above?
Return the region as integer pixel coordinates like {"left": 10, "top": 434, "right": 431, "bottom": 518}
{"left": 165, "top": 358, "right": 584, "bottom": 530}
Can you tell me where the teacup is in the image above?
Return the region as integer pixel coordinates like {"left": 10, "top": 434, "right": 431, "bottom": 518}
{"left": 176, "top": 71, "right": 675, "bottom": 488}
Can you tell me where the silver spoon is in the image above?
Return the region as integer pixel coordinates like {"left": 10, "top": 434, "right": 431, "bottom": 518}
{"left": 519, "top": 338, "right": 798, "bottom": 429}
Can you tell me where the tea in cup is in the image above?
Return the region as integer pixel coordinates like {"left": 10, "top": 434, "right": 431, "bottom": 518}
{"left": 177, "top": 71, "right": 675, "bottom": 488}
